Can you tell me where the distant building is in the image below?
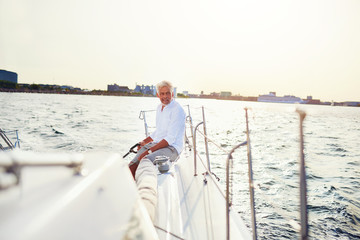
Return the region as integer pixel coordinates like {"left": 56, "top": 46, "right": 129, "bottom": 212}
{"left": 182, "top": 91, "right": 189, "bottom": 96}
{"left": 188, "top": 94, "right": 200, "bottom": 98}
{"left": 258, "top": 92, "right": 304, "bottom": 103}
{"left": 108, "top": 84, "right": 130, "bottom": 92}
{"left": 210, "top": 92, "right": 220, "bottom": 97}
{"left": 134, "top": 85, "right": 142, "bottom": 93}
{"left": 61, "top": 85, "right": 74, "bottom": 90}
{"left": 304, "top": 96, "right": 321, "bottom": 104}
{"left": 143, "top": 85, "right": 153, "bottom": 95}
{"left": 0, "top": 70, "right": 18, "bottom": 84}
{"left": 220, "top": 91, "right": 232, "bottom": 98}
{"left": 134, "top": 84, "right": 156, "bottom": 96}
{"left": 343, "top": 101, "right": 360, "bottom": 107}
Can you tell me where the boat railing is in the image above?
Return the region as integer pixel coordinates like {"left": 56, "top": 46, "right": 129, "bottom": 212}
{"left": 296, "top": 109, "right": 308, "bottom": 240}
{"left": 0, "top": 128, "right": 20, "bottom": 151}
{"left": 187, "top": 106, "right": 257, "bottom": 240}
{"left": 0, "top": 153, "right": 84, "bottom": 190}
{"left": 139, "top": 110, "right": 156, "bottom": 137}
{"left": 187, "top": 106, "right": 308, "bottom": 240}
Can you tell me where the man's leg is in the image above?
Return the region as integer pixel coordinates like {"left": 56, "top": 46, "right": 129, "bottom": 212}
{"left": 145, "top": 146, "right": 178, "bottom": 163}
{"left": 128, "top": 142, "right": 179, "bottom": 178}
{"left": 128, "top": 142, "right": 157, "bottom": 178}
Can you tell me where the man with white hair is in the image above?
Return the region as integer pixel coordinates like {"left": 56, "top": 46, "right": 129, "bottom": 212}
{"left": 128, "top": 80, "right": 186, "bottom": 178}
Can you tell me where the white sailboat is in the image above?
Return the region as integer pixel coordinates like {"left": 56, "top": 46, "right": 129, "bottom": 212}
{"left": 0, "top": 107, "right": 309, "bottom": 240}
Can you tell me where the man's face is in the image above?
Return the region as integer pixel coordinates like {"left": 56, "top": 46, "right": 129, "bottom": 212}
{"left": 157, "top": 86, "right": 173, "bottom": 105}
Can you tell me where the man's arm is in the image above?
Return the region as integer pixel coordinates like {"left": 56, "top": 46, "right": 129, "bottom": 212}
{"left": 137, "top": 139, "right": 169, "bottom": 161}
{"left": 148, "top": 139, "right": 169, "bottom": 152}
{"left": 162, "top": 105, "right": 186, "bottom": 148}
{"left": 138, "top": 136, "right": 153, "bottom": 150}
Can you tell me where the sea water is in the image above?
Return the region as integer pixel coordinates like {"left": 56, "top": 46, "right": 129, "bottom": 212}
{"left": 1, "top": 92, "right": 359, "bottom": 239}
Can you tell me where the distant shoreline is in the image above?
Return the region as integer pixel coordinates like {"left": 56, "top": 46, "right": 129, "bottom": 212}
{"left": 0, "top": 88, "right": 154, "bottom": 97}
{"left": 1, "top": 88, "right": 359, "bottom": 107}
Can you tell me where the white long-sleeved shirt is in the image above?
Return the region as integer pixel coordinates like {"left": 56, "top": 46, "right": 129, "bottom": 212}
{"left": 149, "top": 99, "right": 186, "bottom": 154}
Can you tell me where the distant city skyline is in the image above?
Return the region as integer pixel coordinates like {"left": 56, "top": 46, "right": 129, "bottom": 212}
{"left": 1, "top": 1, "right": 359, "bottom": 102}
{"left": 1, "top": 77, "right": 356, "bottom": 103}
{"left": 2, "top": 80, "right": 359, "bottom": 106}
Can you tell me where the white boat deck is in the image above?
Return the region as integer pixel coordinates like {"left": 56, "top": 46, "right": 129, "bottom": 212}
{"left": 154, "top": 149, "right": 251, "bottom": 240}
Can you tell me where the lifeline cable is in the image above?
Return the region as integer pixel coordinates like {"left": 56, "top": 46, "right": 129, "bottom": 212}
{"left": 154, "top": 225, "right": 185, "bottom": 240}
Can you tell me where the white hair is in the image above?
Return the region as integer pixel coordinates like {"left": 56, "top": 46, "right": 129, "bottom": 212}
{"left": 156, "top": 80, "right": 173, "bottom": 93}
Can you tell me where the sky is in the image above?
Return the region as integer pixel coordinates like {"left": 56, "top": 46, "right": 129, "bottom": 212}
{"left": 1, "top": 0, "right": 359, "bottom": 102}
